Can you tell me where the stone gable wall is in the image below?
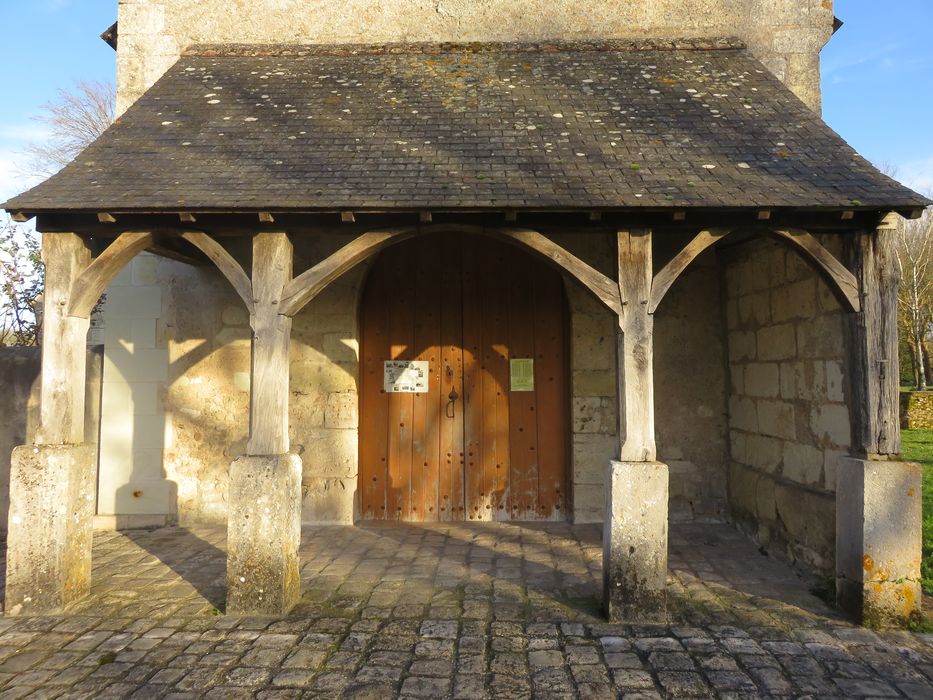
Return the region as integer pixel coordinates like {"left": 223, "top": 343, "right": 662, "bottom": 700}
{"left": 115, "top": 0, "right": 834, "bottom": 113}
{"left": 722, "top": 236, "right": 850, "bottom": 573}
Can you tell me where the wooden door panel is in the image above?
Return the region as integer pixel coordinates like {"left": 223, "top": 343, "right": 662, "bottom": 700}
{"left": 359, "top": 233, "right": 567, "bottom": 522}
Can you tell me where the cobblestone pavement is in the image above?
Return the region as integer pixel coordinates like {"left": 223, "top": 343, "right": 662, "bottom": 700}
{"left": 0, "top": 522, "right": 931, "bottom": 698}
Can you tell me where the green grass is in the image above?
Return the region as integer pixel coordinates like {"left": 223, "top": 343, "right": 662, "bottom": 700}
{"left": 900, "top": 429, "right": 933, "bottom": 594}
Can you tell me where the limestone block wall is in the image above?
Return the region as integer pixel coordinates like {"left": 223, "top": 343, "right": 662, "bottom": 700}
{"left": 722, "top": 236, "right": 850, "bottom": 572}
{"left": 97, "top": 228, "right": 729, "bottom": 526}
{"left": 115, "top": 0, "right": 834, "bottom": 114}
{"left": 0, "top": 346, "right": 102, "bottom": 532}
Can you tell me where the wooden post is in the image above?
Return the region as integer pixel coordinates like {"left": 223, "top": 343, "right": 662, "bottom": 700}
{"left": 617, "top": 229, "right": 656, "bottom": 462}
{"left": 6, "top": 232, "right": 97, "bottom": 614}
{"left": 844, "top": 216, "right": 900, "bottom": 457}
{"left": 37, "top": 232, "right": 92, "bottom": 444}
{"left": 837, "top": 215, "right": 921, "bottom": 627}
{"left": 604, "top": 228, "right": 668, "bottom": 622}
{"left": 247, "top": 232, "right": 293, "bottom": 455}
{"left": 227, "top": 231, "right": 302, "bottom": 615}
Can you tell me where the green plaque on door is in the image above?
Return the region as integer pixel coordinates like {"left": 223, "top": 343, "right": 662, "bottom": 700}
{"left": 510, "top": 358, "right": 534, "bottom": 392}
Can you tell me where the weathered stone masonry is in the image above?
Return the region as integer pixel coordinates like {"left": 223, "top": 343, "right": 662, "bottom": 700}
{"left": 723, "top": 236, "right": 850, "bottom": 572}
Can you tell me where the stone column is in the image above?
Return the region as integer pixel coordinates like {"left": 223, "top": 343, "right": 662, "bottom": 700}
{"left": 604, "top": 229, "right": 669, "bottom": 622}
{"left": 226, "top": 232, "right": 302, "bottom": 615}
{"left": 838, "top": 217, "right": 922, "bottom": 626}
{"left": 6, "top": 232, "right": 97, "bottom": 615}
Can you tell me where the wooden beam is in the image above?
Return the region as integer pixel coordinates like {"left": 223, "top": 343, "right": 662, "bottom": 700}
{"left": 771, "top": 228, "right": 860, "bottom": 313}
{"left": 97, "top": 213, "right": 116, "bottom": 223}
{"left": 11, "top": 211, "right": 28, "bottom": 223}
{"left": 757, "top": 209, "right": 771, "bottom": 221}
{"left": 258, "top": 212, "right": 275, "bottom": 224}
{"left": 248, "top": 232, "right": 292, "bottom": 455}
{"left": 841, "top": 210, "right": 855, "bottom": 221}
{"left": 589, "top": 211, "right": 603, "bottom": 222}
{"left": 181, "top": 231, "right": 254, "bottom": 313}
{"left": 37, "top": 233, "right": 93, "bottom": 444}
{"left": 494, "top": 227, "right": 624, "bottom": 316}
{"left": 617, "top": 228, "right": 656, "bottom": 462}
{"left": 906, "top": 208, "right": 924, "bottom": 220}
{"left": 178, "top": 212, "right": 197, "bottom": 223}
{"left": 649, "top": 228, "right": 730, "bottom": 313}
{"left": 672, "top": 210, "right": 686, "bottom": 222}
{"left": 340, "top": 212, "right": 356, "bottom": 224}
{"left": 68, "top": 231, "right": 154, "bottom": 318}
{"left": 419, "top": 211, "right": 433, "bottom": 224}
{"left": 504, "top": 211, "right": 518, "bottom": 222}
{"left": 280, "top": 228, "right": 416, "bottom": 317}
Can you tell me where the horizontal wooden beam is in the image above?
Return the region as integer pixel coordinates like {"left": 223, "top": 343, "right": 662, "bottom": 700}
{"left": 97, "top": 212, "right": 116, "bottom": 223}
{"left": 340, "top": 212, "right": 356, "bottom": 224}
{"left": 11, "top": 212, "right": 28, "bottom": 223}
{"left": 419, "top": 211, "right": 433, "bottom": 224}
{"left": 258, "top": 212, "right": 275, "bottom": 224}
{"left": 757, "top": 209, "right": 771, "bottom": 221}
{"left": 178, "top": 212, "right": 197, "bottom": 223}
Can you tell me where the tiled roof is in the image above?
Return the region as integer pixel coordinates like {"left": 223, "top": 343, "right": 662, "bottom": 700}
{"left": 4, "top": 41, "right": 929, "bottom": 213}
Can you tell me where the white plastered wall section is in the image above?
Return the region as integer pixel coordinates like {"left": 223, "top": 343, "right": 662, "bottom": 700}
{"left": 114, "top": 0, "right": 835, "bottom": 115}
{"left": 97, "top": 253, "right": 175, "bottom": 527}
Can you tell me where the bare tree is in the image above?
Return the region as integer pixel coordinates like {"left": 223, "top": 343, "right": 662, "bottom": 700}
{"left": 22, "top": 80, "right": 115, "bottom": 177}
{"left": 895, "top": 204, "right": 933, "bottom": 390}
{"left": 0, "top": 214, "right": 43, "bottom": 346}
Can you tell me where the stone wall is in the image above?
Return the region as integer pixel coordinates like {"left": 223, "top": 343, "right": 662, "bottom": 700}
{"left": 722, "top": 236, "right": 850, "bottom": 573}
{"left": 0, "top": 346, "right": 103, "bottom": 532}
{"left": 900, "top": 391, "right": 933, "bottom": 430}
{"left": 97, "top": 228, "right": 729, "bottom": 526}
{"left": 115, "top": 0, "right": 834, "bottom": 113}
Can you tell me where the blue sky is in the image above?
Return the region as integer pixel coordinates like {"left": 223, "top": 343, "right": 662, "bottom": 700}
{"left": 0, "top": 1, "right": 930, "bottom": 201}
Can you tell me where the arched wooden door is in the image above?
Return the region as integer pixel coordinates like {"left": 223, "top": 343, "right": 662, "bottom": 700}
{"left": 359, "top": 233, "right": 569, "bottom": 522}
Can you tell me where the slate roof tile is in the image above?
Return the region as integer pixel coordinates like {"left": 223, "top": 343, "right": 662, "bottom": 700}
{"left": 4, "top": 41, "right": 929, "bottom": 213}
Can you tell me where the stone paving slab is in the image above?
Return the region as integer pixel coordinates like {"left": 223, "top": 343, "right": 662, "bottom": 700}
{"left": 0, "top": 522, "right": 931, "bottom": 698}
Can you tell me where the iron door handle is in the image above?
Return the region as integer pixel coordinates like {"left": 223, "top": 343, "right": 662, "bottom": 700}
{"left": 446, "top": 388, "right": 459, "bottom": 418}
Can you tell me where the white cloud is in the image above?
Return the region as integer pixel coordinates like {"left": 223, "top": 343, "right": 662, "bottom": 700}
{"left": 0, "top": 124, "right": 50, "bottom": 142}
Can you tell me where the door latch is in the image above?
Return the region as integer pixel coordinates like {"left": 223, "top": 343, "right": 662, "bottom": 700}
{"left": 446, "top": 388, "right": 459, "bottom": 418}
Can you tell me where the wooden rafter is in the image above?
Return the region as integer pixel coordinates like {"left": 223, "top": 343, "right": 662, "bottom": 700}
{"left": 649, "top": 226, "right": 861, "bottom": 314}
{"left": 181, "top": 231, "right": 254, "bottom": 313}
{"left": 649, "top": 228, "right": 729, "bottom": 313}
{"left": 68, "top": 231, "right": 154, "bottom": 318}
{"left": 771, "top": 228, "right": 860, "bottom": 313}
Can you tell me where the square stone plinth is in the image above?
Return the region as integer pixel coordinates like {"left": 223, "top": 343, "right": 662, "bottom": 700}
{"left": 227, "top": 453, "right": 302, "bottom": 615}
{"left": 836, "top": 457, "right": 922, "bottom": 627}
{"left": 6, "top": 443, "right": 97, "bottom": 615}
{"left": 603, "top": 460, "right": 669, "bottom": 622}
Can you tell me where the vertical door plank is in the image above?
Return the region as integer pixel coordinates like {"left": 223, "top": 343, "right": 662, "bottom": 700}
{"left": 386, "top": 246, "right": 415, "bottom": 520}
{"left": 360, "top": 259, "right": 391, "bottom": 519}
{"left": 506, "top": 244, "right": 540, "bottom": 519}
{"left": 411, "top": 236, "right": 443, "bottom": 521}
{"left": 461, "top": 236, "right": 486, "bottom": 521}
{"left": 533, "top": 270, "right": 567, "bottom": 520}
{"left": 439, "top": 236, "right": 465, "bottom": 521}
{"left": 480, "top": 241, "right": 511, "bottom": 521}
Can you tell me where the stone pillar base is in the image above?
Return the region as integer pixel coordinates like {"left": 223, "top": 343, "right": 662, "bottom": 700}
{"left": 6, "top": 443, "right": 97, "bottom": 615}
{"left": 603, "top": 460, "right": 669, "bottom": 623}
{"left": 227, "top": 453, "right": 302, "bottom": 616}
{"left": 836, "top": 457, "right": 922, "bottom": 628}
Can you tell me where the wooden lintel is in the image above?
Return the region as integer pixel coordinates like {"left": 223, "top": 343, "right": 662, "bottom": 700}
{"left": 258, "top": 212, "right": 275, "bottom": 224}
{"left": 340, "top": 212, "right": 356, "bottom": 224}
{"left": 757, "top": 209, "right": 771, "bottom": 221}
{"left": 588, "top": 211, "right": 603, "bottom": 222}
{"left": 178, "top": 212, "right": 197, "bottom": 223}
{"left": 419, "top": 212, "right": 433, "bottom": 224}
{"left": 672, "top": 210, "right": 686, "bottom": 222}
{"left": 97, "top": 212, "right": 117, "bottom": 223}
{"left": 11, "top": 211, "right": 28, "bottom": 223}
{"left": 840, "top": 210, "right": 855, "bottom": 221}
